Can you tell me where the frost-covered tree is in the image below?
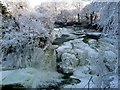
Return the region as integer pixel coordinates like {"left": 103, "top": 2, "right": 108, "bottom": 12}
{"left": 72, "top": 0, "right": 85, "bottom": 22}
{"left": 56, "top": 10, "right": 72, "bottom": 23}
{"left": 35, "top": 5, "right": 55, "bottom": 32}
{"left": 0, "top": 0, "right": 54, "bottom": 68}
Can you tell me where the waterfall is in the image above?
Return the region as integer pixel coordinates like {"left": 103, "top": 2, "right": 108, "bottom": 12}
{"left": 1, "top": 43, "right": 62, "bottom": 88}
{"left": 30, "top": 45, "right": 56, "bottom": 71}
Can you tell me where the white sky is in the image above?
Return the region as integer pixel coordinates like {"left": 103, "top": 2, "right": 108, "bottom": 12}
{"left": 28, "top": 0, "right": 92, "bottom": 8}
{"left": 1, "top": 0, "right": 91, "bottom": 8}
{"left": 28, "top": 0, "right": 73, "bottom": 8}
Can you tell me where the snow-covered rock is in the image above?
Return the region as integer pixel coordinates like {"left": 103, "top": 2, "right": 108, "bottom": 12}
{"left": 57, "top": 36, "right": 117, "bottom": 88}
{"left": 61, "top": 53, "right": 79, "bottom": 72}
{"left": 88, "top": 39, "right": 98, "bottom": 48}
{"left": 57, "top": 39, "right": 97, "bottom": 73}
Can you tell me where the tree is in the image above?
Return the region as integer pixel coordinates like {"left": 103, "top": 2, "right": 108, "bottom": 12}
{"left": 72, "top": 0, "right": 84, "bottom": 22}
{"left": 86, "top": 11, "right": 98, "bottom": 25}
{"left": 56, "top": 10, "right": 72, "bottom": 23}
{"left": 1, "top": 0, "right": 54, "bottom": 68}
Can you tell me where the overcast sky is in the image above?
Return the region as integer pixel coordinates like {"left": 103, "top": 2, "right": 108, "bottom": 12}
{"left": 28, "top": 0, "right": 72, "bottom": 7}
{"left": 28, "top": 0, "right": 92, "bottom": 8}
{"left": 1, "top": 0, "right": 119, "bottom": 8}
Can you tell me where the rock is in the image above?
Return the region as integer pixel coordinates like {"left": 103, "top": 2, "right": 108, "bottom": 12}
{"left": 86, "top": 32, "right": 101, "bottom": 40}
{"left": 88, "top": 39, "right": 98, "bottom": 48}
{"left": 61, "top": 53, "right": 79, "bottom": 67}
{"left": 104, "top": 51, "right": 117, "bottom": 71}
{"left": 72, "top": 49, "right": 88, "bottom": 66}
{"left": 58, "top": 53, "right": 79, "bottom": 73}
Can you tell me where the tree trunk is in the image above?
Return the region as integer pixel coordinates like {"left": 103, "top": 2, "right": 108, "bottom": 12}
{"left": 78, "top": 13, "right": 80, "bottom": 22}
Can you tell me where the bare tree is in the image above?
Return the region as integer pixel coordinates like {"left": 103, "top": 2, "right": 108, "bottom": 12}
{"left": 72, "top": 1, "right": 84, "bottom": 22}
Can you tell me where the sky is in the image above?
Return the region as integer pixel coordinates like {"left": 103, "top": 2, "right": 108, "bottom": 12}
{"left": 28, "top": 0, "right": 73, "bottom": 8}
{"left": 0, "top": 0, "right": 91, "bottom": 8}
{"left": 28, "top": 0, "right": 92, "bottom": 8}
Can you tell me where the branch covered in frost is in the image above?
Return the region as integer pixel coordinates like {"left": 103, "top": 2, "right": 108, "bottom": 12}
{"left": 0, "top": 1, "right": 54, "bottom": 68}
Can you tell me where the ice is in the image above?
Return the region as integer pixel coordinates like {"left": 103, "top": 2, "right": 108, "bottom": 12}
{"left": 61, "top": 53, "right": 79, "bottom": 69}
{"left": 57, "top": 36, "right": 117, "bottom": 88}
{"left": 86, "top": 32, "right": 102, "bottom": 36}
{"left": 1, "top": 68, "right": 62, "bottom": 88}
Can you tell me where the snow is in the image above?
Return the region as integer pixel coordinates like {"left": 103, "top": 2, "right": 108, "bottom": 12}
{"left": 109, "top": 75, "right": 118, "bottom": 88}
{"left": 52, "top": 28, "right": 78, "bottom": 40}
{"left": 56, "top": 37, "right": 118, "bottom": 88}
{"left": 61, "top": 53, "right": 79, "bottom": 73}
{"left": 88, "top": 39, "right": 98, "bottom": 48}
{"left": 64, "top": 66, "right": 96, "bottom": 88}
{"left": 86, "top": 32, "right": 102, "bottom": 36}
{"left": 83, "top": 1, "right": 118, "bottom": 45}
{"left": 1, "top": 0, "right": 55, "bottom": 69}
